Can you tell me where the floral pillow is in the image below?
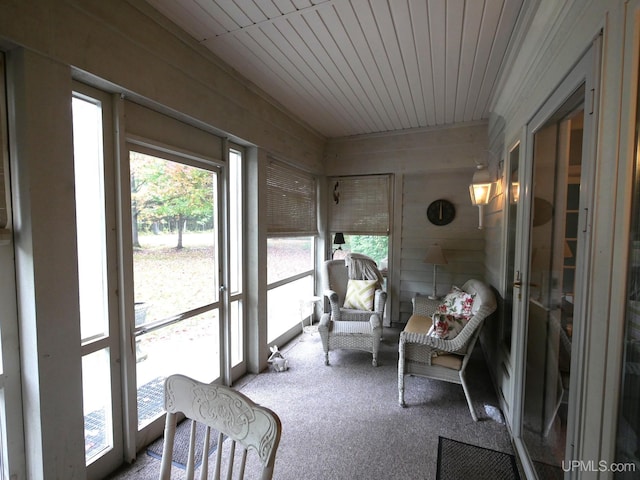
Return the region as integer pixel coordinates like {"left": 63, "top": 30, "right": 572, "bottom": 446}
{"left": 438, "top": 286, "right": 476, "bottom": 319}
{"left": 428, "top": 312, "right": 468, "bottom": 340}
{"left": 343, "top": 279, "right": 377, "bottom": 311}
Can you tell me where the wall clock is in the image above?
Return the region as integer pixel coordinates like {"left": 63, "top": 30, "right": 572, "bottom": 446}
{"left": 427, "top": 199, "right": 455, "bottom": 226}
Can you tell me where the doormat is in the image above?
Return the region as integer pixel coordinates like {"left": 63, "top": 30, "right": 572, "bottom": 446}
{"left": 147, "top": 419, "right": 223, "bottom": 470}
{"left": 436, "top": 437, "right": 520, "bottom": 480}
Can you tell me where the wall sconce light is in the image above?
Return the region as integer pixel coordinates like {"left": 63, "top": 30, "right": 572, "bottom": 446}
{"left": 510, "top": 181, "right": 520, "bottom": 204}
{"left": 424, "top": 244, "right": 448, "bottom": 300}
{"left": 332, "top": 232, "right": 345, "bottom": 259}
{"left": 469, "top": 165, "right": 495, "bottom": 229}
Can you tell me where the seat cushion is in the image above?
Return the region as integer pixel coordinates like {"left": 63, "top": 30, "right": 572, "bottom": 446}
{"left": 404, "top": 314, "right": 432, "bottom": 334}
{"left": 431, "top": 353, "right": 463, "bottom": 370}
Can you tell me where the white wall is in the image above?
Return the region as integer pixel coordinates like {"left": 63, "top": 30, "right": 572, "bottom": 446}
{"left": 325, "top": 122, "right": 489, "bottom": 323}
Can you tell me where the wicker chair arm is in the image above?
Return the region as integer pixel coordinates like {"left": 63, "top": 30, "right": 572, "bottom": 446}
{"left": 369, "top": 313, "right": 382, "bottom": 331}
{"left": 399, "top": 329, "right": 462, "bottom": 354}
{"left": 412, "top": 295, "right": 440, "bottom": 317}
{"left": 318, "top": 312, "right": 331, "bottom": 331}
{"left": 323, "top": 289, "right": 342, "bottom": 320}
{"left": 374, "top": 289, "right": 387, "bottom": 316}
{"left": 400, "top": 302, "right": 496, "bottom": 354}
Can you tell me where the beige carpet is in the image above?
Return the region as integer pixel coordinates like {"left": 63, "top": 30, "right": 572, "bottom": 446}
{"left": 109, "top": 327, "right": 514, "bottom": 480}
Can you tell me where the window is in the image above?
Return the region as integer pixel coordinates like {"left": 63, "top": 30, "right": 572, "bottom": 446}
{"left": 266, "top": 161, "right": 317, "bottom": 343}
{"left": 332, "top": 234, "right": 388, "bottom": 268}
{"left": 228, "top": 146, "right": 244, "bottom": 369}
{"left": 73, "top": 93, "right": 118, "bottom": 465}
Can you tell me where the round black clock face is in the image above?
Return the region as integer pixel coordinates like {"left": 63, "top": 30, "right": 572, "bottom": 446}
{"left": 427, "top": 199, "right": 455, "bottom": 226}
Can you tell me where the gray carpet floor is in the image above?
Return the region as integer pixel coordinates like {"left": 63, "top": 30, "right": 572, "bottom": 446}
{"left": 108, "top": 327, "right": 516, "bottom": 480}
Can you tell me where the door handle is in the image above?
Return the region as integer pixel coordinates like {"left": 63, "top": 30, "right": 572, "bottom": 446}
{"left": 513, "top": 270, "right": 522, "bottom": 288}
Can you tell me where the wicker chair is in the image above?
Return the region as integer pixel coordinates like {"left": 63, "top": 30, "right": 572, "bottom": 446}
{"left": 397, "top": 279, "right": 496, "bottom": 420}
{"left": 318, "top": 258, "right": 387, "bottom": 366}
{"left": 322, "top": 258, "right": 387, "bottom": 322}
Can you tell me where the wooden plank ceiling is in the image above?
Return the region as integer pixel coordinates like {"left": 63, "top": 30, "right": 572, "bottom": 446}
{"left": 145, "top": 0, "right": 525, "bottom": 138}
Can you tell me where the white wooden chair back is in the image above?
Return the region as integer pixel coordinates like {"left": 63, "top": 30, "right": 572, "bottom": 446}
{"left": 159, "top": 374, "right": 282, "bottom": 480}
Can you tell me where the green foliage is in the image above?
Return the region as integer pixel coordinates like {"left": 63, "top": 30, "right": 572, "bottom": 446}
{"left": 131, "top": 152, "right": 214, "bottom": 234}
{"left": 344, "top": 235, "right": 388, "bottom": 265}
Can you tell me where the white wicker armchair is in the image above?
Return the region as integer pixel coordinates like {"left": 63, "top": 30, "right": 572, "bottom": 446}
{"left": 318, "top": 258, "right": 387, "bottom": 366}
{"left": 322, "top": 258, "right": 387, "bottom": 322}
{"left": 397, "top": 279, "right": 497, "bottom": 420}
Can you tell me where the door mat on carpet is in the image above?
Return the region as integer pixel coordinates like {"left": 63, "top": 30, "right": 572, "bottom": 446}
{"left": 437, "top": 437, "right": 521, "bottom": 480}
{"left": 147, "top": 419, "right": 223, "bottom": 470}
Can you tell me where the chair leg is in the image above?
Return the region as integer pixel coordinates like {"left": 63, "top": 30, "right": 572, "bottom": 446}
{"left": 398, "top": 343, "right": 406, "bottom": 407}
{"left": 398, "top": 377, "right": 406, "bottom": 407}
{"left": 460, "top": 372, "right": 478, "bottom": 421}
{"left": 372, "top": 352, "right": 378, "bottom": 367}
{"left": 324, "top": 352, "right": 329, "bottom": 366}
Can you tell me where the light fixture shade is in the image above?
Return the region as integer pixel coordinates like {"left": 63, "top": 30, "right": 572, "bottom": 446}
{"left": 510, "top": 181, "right": 520, "bottom": 204}
{"left": 333, "top": 232, "right": 345, "bottom": 245}
{"left": 469, "top": 165, "right": 495, "bottom": 206}
{"left": 424, "top": 244, "right": 447, "bottom": 265}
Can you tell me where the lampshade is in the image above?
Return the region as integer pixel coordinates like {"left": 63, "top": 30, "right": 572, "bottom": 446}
{"left": 333, "top": 232, "right": 345, "bottom": 245}
{"left": 424, "top": 244, "right": 447, "bottom": 265}
{"left": 469, "top": 165, "right": 495, "bottom": 206}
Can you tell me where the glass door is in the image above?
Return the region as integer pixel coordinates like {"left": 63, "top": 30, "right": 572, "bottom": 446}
{"left": 513, "top": 44, "right": 598, "bottom": 478}
{"left": 616, "top": 45, "right": 640, "bottom": 470}
{"left": 522, "top": 97, "right": 584, "bottom": 471}
{"left": 127, "top": 147, "right": 224, "bottom": 448}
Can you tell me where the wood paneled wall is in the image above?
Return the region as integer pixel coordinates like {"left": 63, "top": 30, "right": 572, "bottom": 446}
{"left": 325, "top": 122, "right": 490, "bottom": 324}
{"left": 398, "top": 170, "right": 487, "bottom": 322}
